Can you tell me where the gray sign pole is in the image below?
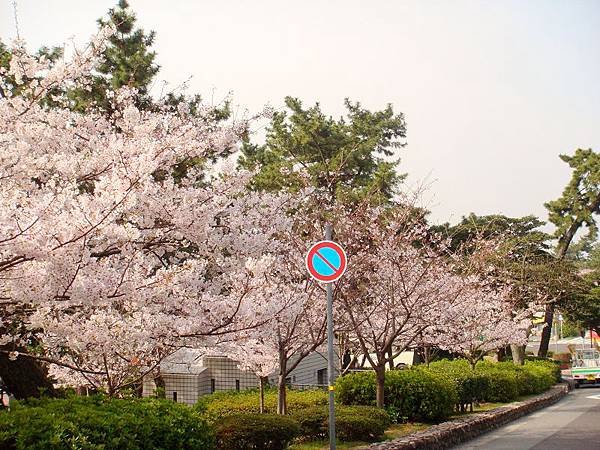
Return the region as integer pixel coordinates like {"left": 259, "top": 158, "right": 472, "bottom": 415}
{"left": 325, "top": 223, "right": 336, "bottom": 450}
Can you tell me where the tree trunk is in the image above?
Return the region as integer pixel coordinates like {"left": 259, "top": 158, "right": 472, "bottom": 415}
{"left": 497, "top": 346, "right": 507, "bottom": 362}
{"left": 469, "top": 358, "right": 477, "bottom": 370}
{"left": 259, "top": 376, "right": 267, "bottom": 414}
{"left": 154, "top": 375, "right": 166, "bottom": 398}
{"left": 387, "top": 348, "right": 394, "bottom": 370}
{"left": 538, "top": 303, "right": 554, "bottom": 358}
{"left": 375, "top": 366, "right": 385, "bottom": 408}
{"left": 277, "top": 377, "right": 287, "bottom": 415}
{"left": 510, "top": 344, "right": 526, "bottom": 365}
{"left": 538, "top": 216, "right": 583, "bottom": 358}
{"left": 277, "top": 350, "right": 287, "bottom": 415}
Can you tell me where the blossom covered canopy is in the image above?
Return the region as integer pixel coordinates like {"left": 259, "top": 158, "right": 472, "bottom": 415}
{"left": 0, "top": 27, "right": 307, "bottom": 391}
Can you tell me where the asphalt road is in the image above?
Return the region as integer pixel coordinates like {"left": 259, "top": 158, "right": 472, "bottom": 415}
{"left": 453, "top": 386, "right": 600, "bottom": 450}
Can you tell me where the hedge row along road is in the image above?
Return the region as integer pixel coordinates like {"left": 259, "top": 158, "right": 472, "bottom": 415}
{"left": 454, "top": 386, "right": 600, "bottom": 449}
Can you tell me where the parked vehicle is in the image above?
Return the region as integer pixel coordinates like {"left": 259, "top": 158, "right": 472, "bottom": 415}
{"left": 571, "top": 348, "right": 600, "bottom": 387}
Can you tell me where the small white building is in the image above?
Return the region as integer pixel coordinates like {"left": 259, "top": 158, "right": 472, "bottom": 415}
{"left": 142, "top": 349, "right": 259, "bottom": 405}
{"left": 269, "top": 351, "right": 337, "bottom": 388}
{"left": 142, "top": 348, "right": 338, "bottom": 405}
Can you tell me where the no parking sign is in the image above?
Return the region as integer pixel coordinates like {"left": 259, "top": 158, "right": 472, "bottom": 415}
{"left": 306, "top": 228, "right": 346, "bottom": 450}
{"left": 305, "top": 240, "right": 347, "bottom": 283}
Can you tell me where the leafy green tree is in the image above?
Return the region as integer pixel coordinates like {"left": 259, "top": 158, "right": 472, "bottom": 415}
{"left": 67, "top": 0, "right": 159, "bottom": 113}
{"left": 562, "top": 242, "right": 600, "bottom": 336}
{"left": 434, "top": 214, "right": 586, "bottom": 364}
{"left": 563, "top": 281, "right": 600, "bottom": 336}
{"left": 437, "top": 213, "right": 550, "bottom": 257}
{"left": 239, "top": 96, "right": 406, "bottom": 204}
{"left": 3, "top": 1, "right": 229, "bottom": 121}
{"left": 539, "top": 148, "right": 600, "bottom": 357}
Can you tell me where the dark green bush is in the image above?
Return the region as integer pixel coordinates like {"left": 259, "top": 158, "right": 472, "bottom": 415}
{"left": 214, "top": 413, "right": 300, "bottom": 450}
{"left": 290, "top": 406, "right": 328, "bottom": 439}
{"left": 0, "top": 395, "right": 214, "bottom": 450}
{"left": 474, "top": 363, "right": 520, "bottom": 403}
{"left": 335, "top": 371, "right": 376, "bottom": 407}
{"left": 428, "top": 360, "right": 489, "bottom": 411}
{"left": 386, "top": 369, "right": 457, "bottom": 421}
{"left": 336, "top": 368, "right": 457, "bottom": 422}
{"left": 196, "top": 388, "right": 327, "bottom": 421}
{"left": 335, "top": 409, "right": 390, "bottom": 442}
{"left": 291, "top": 405, "right": 390, "bottom": 441}
{"left": 526, "top": 359, "right": 561, "bottom": 383}
{"left": 428, "top": 359, "right": 558, "bottom": 407}
{"left": 482, "top": 370, "right": 519, "bottom": 402}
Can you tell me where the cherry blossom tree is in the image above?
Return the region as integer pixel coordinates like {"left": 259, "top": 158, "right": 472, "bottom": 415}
{"left": 439, "top": 232, "right": 542, "bottom": 365}
{"left": 223, "top": 291, "right": 328, "bottom": 417}
{"left": 432, "top": 278, "right": 531, "bottom": 369}
{"left": 222, "top": 210, "right": 328, "bottom": 415}
{"left": 335, "top": 205, "right": 460, "bottom": 408}
{"left": 0, "top": 28, "right": 305, "bottom": 395}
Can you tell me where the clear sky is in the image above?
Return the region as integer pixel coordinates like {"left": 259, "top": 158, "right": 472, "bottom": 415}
{"left": 2, "top": 0, "right": 599, "bottom": 226}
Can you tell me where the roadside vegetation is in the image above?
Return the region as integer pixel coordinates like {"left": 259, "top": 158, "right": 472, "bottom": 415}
{"left": 0, "top": 358, "right": 560, "bottom": 450}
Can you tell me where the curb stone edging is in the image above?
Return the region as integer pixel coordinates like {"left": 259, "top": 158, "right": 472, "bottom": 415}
{"left": 366, "top": 383, "right": 571, "bottom": 450}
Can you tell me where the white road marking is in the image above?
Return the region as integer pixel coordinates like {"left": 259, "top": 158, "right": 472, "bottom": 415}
{"left": 585, "top": 394, "right": 600, "bottom": 400}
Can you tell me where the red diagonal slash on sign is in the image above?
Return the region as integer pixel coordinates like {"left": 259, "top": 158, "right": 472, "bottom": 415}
{"left": 315, "top": 250, "right": 339, "bottom": 272}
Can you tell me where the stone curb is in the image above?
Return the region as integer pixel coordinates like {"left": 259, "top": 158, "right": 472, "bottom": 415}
{"left": 366, "top": 383, "right": 571, "bottom": 450}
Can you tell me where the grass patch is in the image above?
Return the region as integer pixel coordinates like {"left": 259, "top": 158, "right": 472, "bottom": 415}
{"left": 289, "top": 423, "right": 430, "bottom": 450}
{"left": 450, "top": 394, "right": 537, "bottom": 417}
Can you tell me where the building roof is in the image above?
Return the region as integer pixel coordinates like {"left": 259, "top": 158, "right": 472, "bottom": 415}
{"left": 160, "top": 348, "right": 207, "bottom": 375}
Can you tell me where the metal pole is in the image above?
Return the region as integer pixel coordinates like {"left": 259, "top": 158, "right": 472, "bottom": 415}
{"left": 325, "top": 223, "right": 336, "bottom": 450}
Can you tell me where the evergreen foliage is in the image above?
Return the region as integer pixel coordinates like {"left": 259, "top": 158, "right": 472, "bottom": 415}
{"left": 68, "top": 0, "right": 159, "bottom": 113}
{"left": 239, "top": 96, "right": 406, "bottom": 204}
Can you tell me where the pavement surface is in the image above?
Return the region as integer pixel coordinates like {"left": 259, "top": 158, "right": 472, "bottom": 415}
{"left": 452, "top": 386, "right": 600, "bottom": 450}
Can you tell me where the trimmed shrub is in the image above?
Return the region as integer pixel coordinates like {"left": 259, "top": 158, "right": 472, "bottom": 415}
{"left": 526, "top": 359, "right": 561, "bottom": 383}
{"left": 291, "top": 405, "right": 390, "bottom": 441}
{"left": 386, "top": 369, "right": 457, "bottom": 421}
{"left": 336, "top": 408, "right": 390, "bottom": 442}
{"left": 335, "top": 371, "right": 376, "bottom": 407}
{"left": 478, "top": 360, "right": 558, "bottom": 400}
{"left": 197, "top": 388, "right": 328, "bottom": 421}
{"left": 429, "top": 359, "right": 559, "bottom": 407}
{"left": 428, "top": 360, "right": 489, "bottom": 411}
{"left": 336, "top": 368, "right": 457, "bottom": 422}
{"left": 480, "top": 369, "right": 519, "bottom": 402}
{"left": 0, "top": 395, "right": 214, "bottom": 450}
{"left": 214, "top": 414, "right": 300, "bottom": 450}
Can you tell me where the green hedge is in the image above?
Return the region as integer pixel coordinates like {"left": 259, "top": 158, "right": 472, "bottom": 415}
{"left": 336, "top": 368, "right": 458, "bottom": 422}
{"left": 428, "top": 359, "right": 560, "bottom": 407}
{"left": 0, "top": 396, "right": 214, "bottom": 450}
{"left": 335, "top": 371, "right": 376, "bottom": 407}
{"left": 214, "top": 414, "right": 300, "bottom": 450}
{"left": 337, "top": 359, "right": 559, "bottom": 419}
{"left": 290, "top": 405, "right": 390, "bottom": 441}
{"left": 196, "top": 389, "right": 328, "bottom": 421}
{"left": 427, "top": 360, "right": 489, "bottom": 411}
{"left": 481, "top": 369, "right": 519, "bottom": 402}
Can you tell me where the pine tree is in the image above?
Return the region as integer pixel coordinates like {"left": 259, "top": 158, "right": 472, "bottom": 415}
{"left": 538, "top": 148, "right": 600, "bottom": 357}
{"left": 239, "top": 97, "right": 406, "bottom": 204}
{"left": 68, "top": 0, "right": 159, "bottom": 113}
